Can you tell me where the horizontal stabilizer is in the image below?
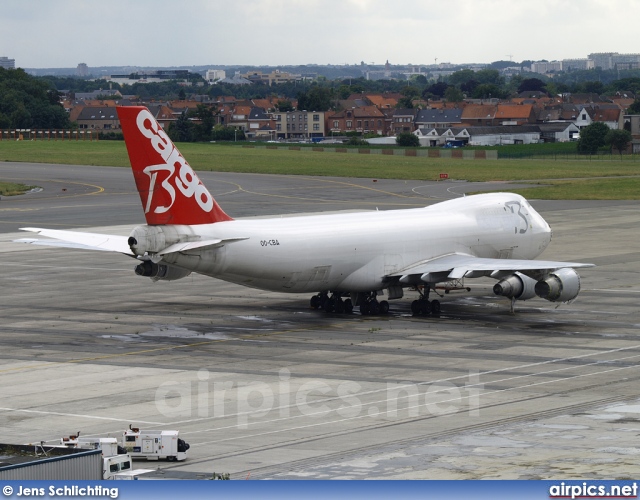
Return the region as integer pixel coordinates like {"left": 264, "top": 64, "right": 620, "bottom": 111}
{"left": 158, "top": 237, "right": 248, "bottom": 256}
{"left": 18, "top": 228, "right": 133, "bottom": 255}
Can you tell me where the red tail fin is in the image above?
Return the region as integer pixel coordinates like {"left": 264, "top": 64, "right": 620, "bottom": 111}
{"left": 117, "top": 106, "right": 233, "bottom": 225}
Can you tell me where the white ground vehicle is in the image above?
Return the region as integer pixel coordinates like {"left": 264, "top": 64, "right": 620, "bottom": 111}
{"left": 60, "top": 435, "right": 135, "bottom": 479}
{"left": 122, "top": 427, "right": 190, "bottom": 461}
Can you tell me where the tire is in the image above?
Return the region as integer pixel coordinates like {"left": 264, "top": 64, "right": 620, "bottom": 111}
{"left": 430, "top": 299, "right": 441, "bottom": 315}
{"left": 379, "top": 300, "right": 389, "bottom": 315}
{"left": 310, "top": 295, "right": 320, "bottom": 309}
{"left": 335, "top": 299, "right": 345, "bottom": 314}
{"left": 369, "top": 300, "right": 380, "bottom": 315}
{"left": 324, "top": 298, "right": 335, "bottom": 313}
{"left": 411, "top": 300, "right": 420, "bottom": 315}
{"left": 344, "top": 299, "right": 353, "bottom": 314}
{"left": 360, "top": 301, "right": 370, "bottom": 315}
{"left": 419, "top": 299, "right": 430, "bottom": 315}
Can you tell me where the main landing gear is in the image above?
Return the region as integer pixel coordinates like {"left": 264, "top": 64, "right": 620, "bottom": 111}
{"left": 310, "top": 292, "right": 353, "bottom": 314}
{"left": 359, "top": 292, "right": 389, "bottom": 316}
{"left": 411, "top": 288, "right": 441, "bottom": 317}
{"left": 310, "top": 292, "right": 389, "bottom": 316}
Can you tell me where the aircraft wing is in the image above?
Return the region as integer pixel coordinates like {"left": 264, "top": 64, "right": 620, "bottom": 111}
{"left": 16, "top": 228, "right": 249, "bottom": 258}
{"left": 392, "top": 253, "right": 595, "bottom": 281}
{"left": 16, "top": 227, "right": 134, "bottom": 255}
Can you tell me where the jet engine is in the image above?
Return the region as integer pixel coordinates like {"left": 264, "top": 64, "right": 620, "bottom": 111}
{"left": 128, "top": 225, "right": 193, "bottom": 256}
{"left": 493, "top": 272, "right": 537, "bottom": 301}
{"left": 534, "top": 267, "right": 581, "bottom": 303}
{"left": 134, "top": 261, "right": 191, "bottom": 281}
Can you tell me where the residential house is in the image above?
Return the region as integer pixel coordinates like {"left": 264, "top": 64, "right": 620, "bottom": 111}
{"left": 415, "top": 108, "right": 463, "bottom": 129}
{"left": 585, "top": 104, "right": 624, "bottom": 129}
{"left": 74, "top": 106, "right": 120, "bottom": 130}
{"left": 363, "top": 93, "right": 400, "bottom": 110}
{"left": 353, "top": 106, "right": 386, "bottom": 135}
{"left": 494, "top": 104, "right": 536, "bottom": 125}
{"left": 391, "top": 109, "right": 418, "bottom": 134}
{"left": 228, "top": 105, "right": 253, "bottom": 132}
{"left": 624, "top": 114, "right": 640, "bottom": 153}
{"left": 574, "top": 106, "right": 593, "bottom": 129}
{"left": 147, "top": 104, "right": 176, "bottom": 130}
{"left": 246, "top": 107, "right": 275, "bottom": 140}
{"left": 273, "top": 111, "right": 325, "bottom": 140}
{"left": 536, "top": 103, "right": 581, "bottom": 123}
{"left": 461, "top": 104, "right": 497, "bottom": 127}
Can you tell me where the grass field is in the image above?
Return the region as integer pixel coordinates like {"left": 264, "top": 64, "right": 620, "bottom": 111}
{"left": 1, "top": 140, "right": 639, "bottom": 199}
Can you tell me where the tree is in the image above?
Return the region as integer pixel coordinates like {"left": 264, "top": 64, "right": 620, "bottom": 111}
{"left": 396, "top": 132, "right": 420, "bottom": 147}
{"left": 444, "top": 86, "right": 464, "bottom": 103}
{"left": 167, "top": 112, "right": 193, "bottom": 142}
{"left": 518, "top": 78, "right": 547, "bottom": 93}
{"left": 577, "top": 122, "right": 610, "bottom": 154}
{"left": 605, "top": 129, "right": 632, "bottom": 155}
{"left": 297, "top": 86, "right": 332, "bottom": 111}
{"left": 423, "top": 82, "right": 449, "bottom": 98}
{"left": 190, "top": 104, "right": 215, "bottom": 142}
{"left": 627, "top": 98, "right": 640, "bottom": 114}
{"left": 471, "top": 83, "right": 507, "bottom": 99}
{"left": 0, "top": 67, "right": 70, "bottom": 129}
{"left": 448, "top": 69, "right": 476, "bottom": 87}
{"left": 276, "top": 100, "right": 293, "bottom": 112}
{"left": 397, "top": 96, "right": 414, "bottom": 108}
{"left": 475, "top": 69, "right": 503, "bottom": 86}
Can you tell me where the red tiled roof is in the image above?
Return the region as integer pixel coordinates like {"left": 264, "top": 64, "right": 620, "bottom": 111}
{"left": 495, "top": 104, "right": 534, "bottom": 119}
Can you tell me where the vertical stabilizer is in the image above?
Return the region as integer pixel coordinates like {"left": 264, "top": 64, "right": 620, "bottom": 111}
{"left": 117, "top": 106, "right": 232, "bottom": 225}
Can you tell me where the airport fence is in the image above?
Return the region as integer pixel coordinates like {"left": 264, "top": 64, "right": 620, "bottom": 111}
{"left": 0, "top": 129, "right": 99, "bottom": 141}
{"left": 243, "top": 144, "right": 499, "bottom": 160}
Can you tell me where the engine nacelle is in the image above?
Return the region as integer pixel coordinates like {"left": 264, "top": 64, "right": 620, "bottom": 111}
{"left": 135, "top": 261, "right": 191, "bottom": 281}
{"left": 534, "top": 267, "right": 581, "bottom": 303}
{"left": 493, "top": 272, "right": 537, "bottom": 301}
{"left": 128, "top": 225, "right": 195, "bottom": 256}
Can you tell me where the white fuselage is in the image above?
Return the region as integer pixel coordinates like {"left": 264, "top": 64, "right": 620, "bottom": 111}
{"left": 155, "top": 193, "right": 552, "bottom": 293}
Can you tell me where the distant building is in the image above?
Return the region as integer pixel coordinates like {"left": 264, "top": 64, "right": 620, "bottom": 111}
{"left": 205, "top": 69, "right": 225, "bottom": 82}
{"left": 76, "top": 63, "right": 89, "bottom": 77}
{"left": 239, "top": 69, "right": 302, "bottom": 85}
{"left": 588, "top": 52, "right": 615, "bottom": 70}
{"left": 562, "top": 58, "right": 594, "bottom": 71}
{"left": 0, "top": 56, "right": 15, "bottom": 69}
{"left": 587, "top": 53, "right": 640, "bottom": 70}
{"left": 273, "top": 110, "right": 326, "bottom": 140}
{"left": 105, "top": 70, "right": 191, "bottom": 85}
{"left": 530, "top": 61, "right": 563, "bottom": 74}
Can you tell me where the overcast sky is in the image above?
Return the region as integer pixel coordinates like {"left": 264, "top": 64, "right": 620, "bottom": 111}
{"left": 2, "top": 0, "right": 639, "bottom": 69}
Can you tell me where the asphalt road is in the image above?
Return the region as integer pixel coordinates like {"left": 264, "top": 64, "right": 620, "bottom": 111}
{"left": 1, "top": 162, "right": 640, "bottom": 479}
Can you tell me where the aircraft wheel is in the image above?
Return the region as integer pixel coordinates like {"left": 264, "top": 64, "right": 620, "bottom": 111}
{"left": 324, "top": 297, "right": 335, "bottom": 313}
{"left": 430, "top": 300, "right": 441, "bottom": 316}
{"left": 344, "top": 299, "right": 353, "bottom": 314}
{"left": 411, "top": 300, "right": 420, "bottom": 316}
{"left": 310, "top": 295, "right": 321, "bottom": 309}
{"left": 369, "top": 299, "right": 380, "bottom": 315}
{"left": 335, "top": 298, "right": 345, "bottom": 314}
{"left": 419, "top": 299, "right": 430, "bottom": 315}
{"left": 360, "top": 301, "right": 370, "bottom": 315}
{"left": 379, "top": 300, "right": 389, "bottom": 315}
